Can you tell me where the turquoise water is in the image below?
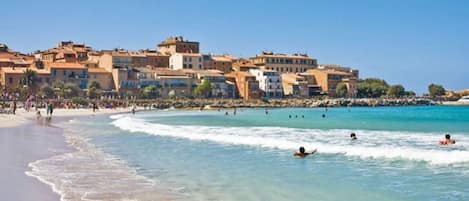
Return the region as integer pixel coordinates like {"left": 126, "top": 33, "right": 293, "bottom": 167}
{"left": 33, "top": 106, "right": 469, "bottom": 201}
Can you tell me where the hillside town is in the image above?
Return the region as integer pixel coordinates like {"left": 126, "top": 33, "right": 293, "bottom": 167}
{"left": 0, "top": 36, "right": 360, "bottom": 102}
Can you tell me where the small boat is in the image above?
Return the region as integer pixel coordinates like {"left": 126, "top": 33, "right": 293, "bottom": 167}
{"left": 457, "top": 95, "right": 469, "bottom": 103}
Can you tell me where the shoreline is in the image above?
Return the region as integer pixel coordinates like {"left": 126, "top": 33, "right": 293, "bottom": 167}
{"left": 109, "top": 97, "right": 437, "bottom": 110}
{"left": 0, "top": 120, "right": 68, "bottom": 201}
{"left": 0, "top": 109, "right": 133, "bottom": 201}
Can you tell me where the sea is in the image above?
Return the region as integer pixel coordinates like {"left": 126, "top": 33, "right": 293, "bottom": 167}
{"left": 26, "top": 106, "right": 469, "bottom": 201}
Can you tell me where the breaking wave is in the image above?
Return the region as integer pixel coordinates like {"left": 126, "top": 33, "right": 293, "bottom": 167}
{"left": 111, "top": 115, "right": 469, "bottom": 165}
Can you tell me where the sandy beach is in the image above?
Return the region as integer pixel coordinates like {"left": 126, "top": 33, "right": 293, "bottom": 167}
{"left": 0, "top": 107, "right": 132, "bottom": 201}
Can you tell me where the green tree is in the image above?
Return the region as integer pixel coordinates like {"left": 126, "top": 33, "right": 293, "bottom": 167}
{"left": 387, "top": 84, "right": 405, "bottom": 98}
{"left": 52, "top": 80, "right": 65, "bottom": 98}
{"left": 71, "top": 97, "right": 88, "bottom": 106}
{"left": 194, "top": 80, "right": 214, "bottom": 98}
{"left": 357, "top": 78, "right": 389, "bottom": 98}
{"left": 335, "top": 82, "right": 348, "bottom": 97}
{"left": 428, "top": 83, "right": 445, "bottom": 98}
{"left": 87, "top": 81, "right": 102, "bottom": 99}
{"left": 19, "top": 69, "right": 38, "bottom": 93}
{"left": 404, "top": 91, "right": 416, "bottom": 97}
{"left": 142, "top": 85, "right": 159, "bottom": 99}
{"left": 63, "top": 83, "right": 80, "bottom": 98}
{"left": 39, "top": 84, "right": 55, "bottom": 99}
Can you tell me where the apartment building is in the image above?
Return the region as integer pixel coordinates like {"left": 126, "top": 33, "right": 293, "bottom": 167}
{"left": 232, "top": 59, "right": 258, "bottom": 72}
{"left": 142, "top": 50, "right": 169, "bottom": 68}
{"left": 169, "top": 53, "right": 203, "bottom": 70}
{"left": 46, "top": 62, "right": 89, "bottom": 89}
{"left": 281, "top": 73, "right": 321, "bottom": 97}
{"left": 225, "top": 71, "right": 261, "bottom": 101}
{"left": 249, "top": 68, "right": 283, "bottom": 98}
{"left": 306, "top": 69, "right": 357, "bottom": 97}
{"left": 87, "top": 67, "right": 115, "bottom": 91}
{"left": 250, "top": 51, "right": 317, "bottom": 73}
{"left": 158, "top": 36, "right": 199, "bottom": 54}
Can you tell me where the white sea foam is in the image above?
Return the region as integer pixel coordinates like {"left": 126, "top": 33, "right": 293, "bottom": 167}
{"left": 25, "top": 125, "right": 183, "bottom": 201}
{"left": 112, "top": 115, "right": 469, "bottom": 165}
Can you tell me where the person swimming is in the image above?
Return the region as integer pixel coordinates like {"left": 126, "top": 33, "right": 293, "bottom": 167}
{"left": 293, "top": 147, "right": 317, "bottom": 158}
{"left": 350, "top": 133, "right": 357, "bottom": 140}
{"left": 440, "top": 134, "right": 456, "bottom": 145}
{"left": 321, "top": 114, "right": 326, "bottom": 118}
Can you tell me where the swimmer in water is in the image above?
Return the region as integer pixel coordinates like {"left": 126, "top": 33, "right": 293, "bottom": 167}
{"left": 350, "top": 133, "right": 357, "bottom": 140}
{"left": 441, "top": 134, "right": 456, "bottom": 145}
{"left": 293, "top": 147, "right": 317, "bottom": 158}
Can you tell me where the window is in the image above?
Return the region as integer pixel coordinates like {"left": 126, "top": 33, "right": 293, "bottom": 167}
{"left": 189, "top": 64, "right": 193, "bottom": 69}
{"left": 53, "top": 69, "right": 57, "bottom": 76}
{"left": 8, "top": 77, "right": 13, "bottom": 84}
{"left": 199, "top": 64, "right": 202, "bottom": 69}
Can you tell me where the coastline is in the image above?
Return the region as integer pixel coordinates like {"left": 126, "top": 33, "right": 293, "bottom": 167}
{"left": 0, "top": 120, "right": 67, "bottom": 201}
{"left": 0, "top": 108, "right": 132, "bottom": 201}
{"left": 130, "top": 97, "right": 435, "bottom": 109}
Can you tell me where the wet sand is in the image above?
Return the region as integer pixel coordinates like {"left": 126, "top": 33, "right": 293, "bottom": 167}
{"left": 0, "top": 119, "right": 70, "bottom": 201}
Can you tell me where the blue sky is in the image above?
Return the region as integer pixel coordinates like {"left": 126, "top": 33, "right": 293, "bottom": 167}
{"left": 1, "top": 0, "right": 468, "bottom": 94}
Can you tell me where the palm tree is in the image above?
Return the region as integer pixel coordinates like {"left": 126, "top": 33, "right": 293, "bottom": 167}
{"left": 87, "top": 81, "right": 102, "bottom": 99}
{"left": 20, "top": 69, "right": 38, "bottom": 93}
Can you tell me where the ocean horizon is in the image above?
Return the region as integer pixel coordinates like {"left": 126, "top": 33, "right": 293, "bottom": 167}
{"left": 27, "top": 106, "right": 469, "bottom": 201}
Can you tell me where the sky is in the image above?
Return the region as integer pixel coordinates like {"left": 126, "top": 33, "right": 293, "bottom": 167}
{"left": 1, "top": 0, "right": 468, "bottom": 94}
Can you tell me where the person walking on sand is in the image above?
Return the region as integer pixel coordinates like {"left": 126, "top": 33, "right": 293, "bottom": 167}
{"left": 12, "top": 100, "right": 17, "bottom": 114}
{"left": 47, "top": 102, "right": 54, "bottom": 117}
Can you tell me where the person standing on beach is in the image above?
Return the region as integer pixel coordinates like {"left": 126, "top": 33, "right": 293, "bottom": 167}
{"left": 12, "top": 100, "right": 17, "bottom": 114}
{"left": 47, "top": 102, "right": 53, "bottom": 117}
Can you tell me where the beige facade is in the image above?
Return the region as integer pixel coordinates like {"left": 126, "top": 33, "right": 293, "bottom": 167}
{"left": 225, "top": 71, "right": 261, "bottom": 101}
{"left": 158, "top": 36, "right": 199, "bottom": 54}
{"left": 46, "top": 62, "right": 89, "bottom": 89}
{"left": 211, "top": 56, "right": 232, "bottom": 73}
{"left": 98, "top": 50, "right": 132, "bottom": 72}
{"left": 232, "top": 59, "right": 258, "bottom": 72}
{"left": 88, "top": 67, "right": 114, "bottom": 91}
{"left": 250, "top": 51, "right": 317, "bottom": 73}
{"left": 281, "top": 73, "right": 321, "bottom": 97}
{"left": 40, "top": 41, "right": 92, "bottom": 63}
{"left": 143, "top": 50, "right": 169, "bottom": 68}
{"left": 306, "top": 69, "right": 357, "bottom": 97}
{"left": 0, "top": 67, "right": 51, "bottom": 90}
